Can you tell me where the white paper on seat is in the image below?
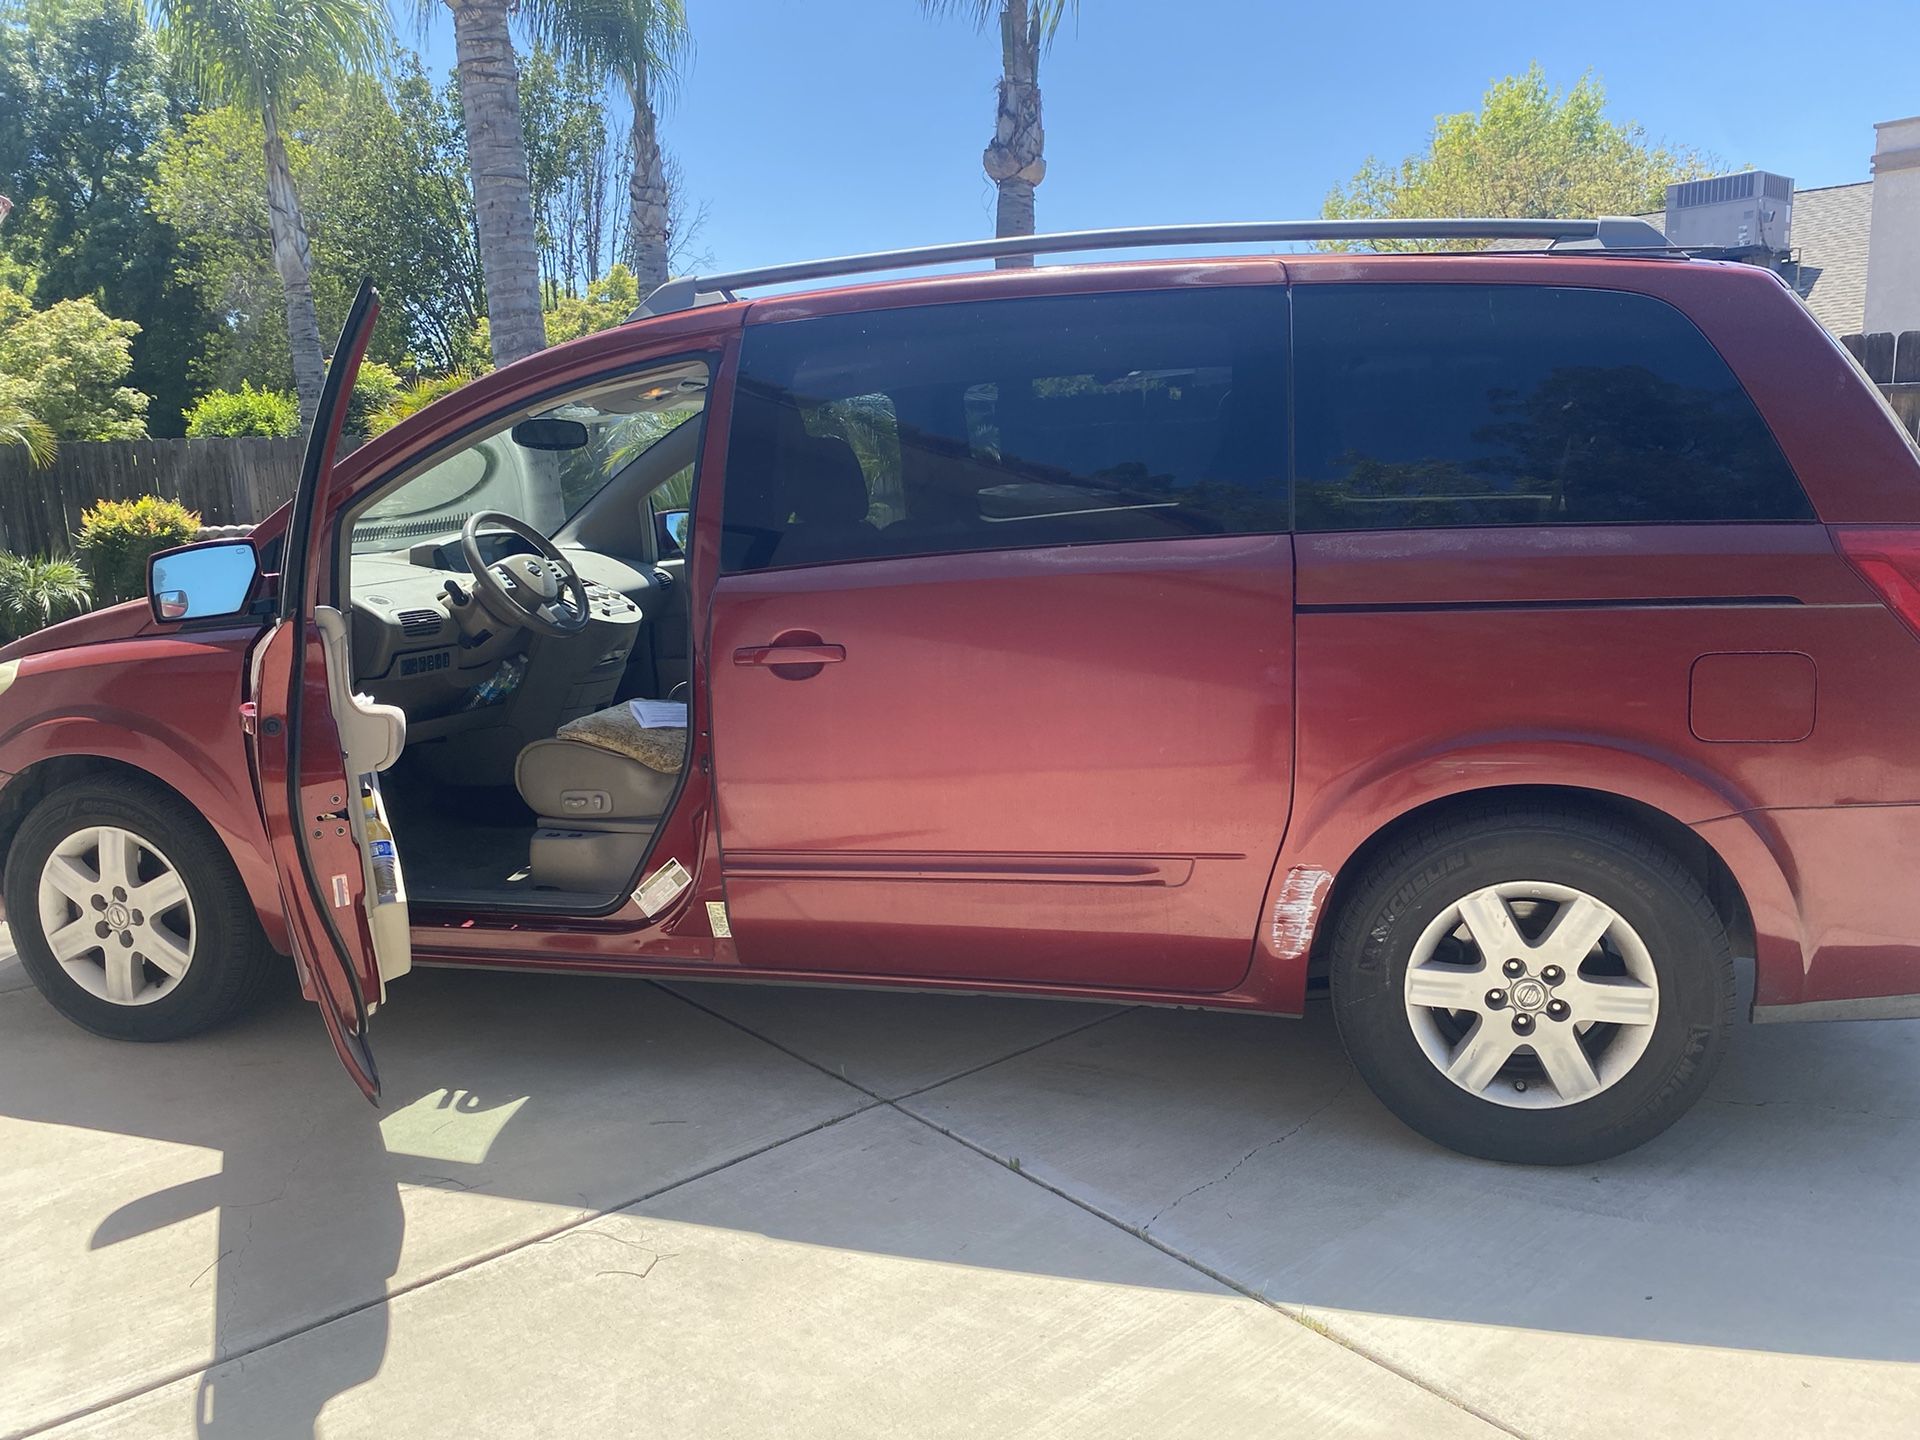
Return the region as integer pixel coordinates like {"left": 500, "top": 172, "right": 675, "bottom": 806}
{"left": 629, "top": 698, "right": 689, "bottom": 729}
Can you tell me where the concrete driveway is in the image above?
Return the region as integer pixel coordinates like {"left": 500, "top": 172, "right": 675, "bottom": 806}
{"left": 3, "top": 938, "right": 1917, "bottom": 1439}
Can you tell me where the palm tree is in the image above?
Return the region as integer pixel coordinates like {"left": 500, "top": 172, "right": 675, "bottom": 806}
{"left": 437, "top": 0, "right": 549, "bottom": 365}
{"left": 149, "top": 0, "right": 388, "bottom": 427}
{"left": 0, "top": 390, "right": 56, "bottom": 468}
{"left": 921, "top": 1, "right": 1077, "bottom": 262}
{"left": 0, "top": 555, "right": 92, "bottom": 638}
{"left": 530, "top": 0, "right": 689, "bottom": 295}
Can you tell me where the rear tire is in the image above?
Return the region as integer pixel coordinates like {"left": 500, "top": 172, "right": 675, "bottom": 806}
{"left": 5, "top": 775, "right": 277, "bottom": 1041}
{"left": 1328, "top": 806, "right": 1735, "bottom": 1164}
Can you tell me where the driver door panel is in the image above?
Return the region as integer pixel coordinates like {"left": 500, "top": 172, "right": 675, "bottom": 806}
{"left": 249, "top": 278, "right": 411, "bottom": 1100}
{"left": 249, "top": 617, "right": 388, "bottom": 1096}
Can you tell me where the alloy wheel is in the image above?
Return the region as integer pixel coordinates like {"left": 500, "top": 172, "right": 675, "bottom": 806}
{"left": 36, "top": 824, "right": 196, "bottom": 1006}
{"left": 1402, "top": 880, "right": 1660, "bottom": 1109}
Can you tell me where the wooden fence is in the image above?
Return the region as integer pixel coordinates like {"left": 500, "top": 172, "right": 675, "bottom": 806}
{"left": 0, "top": 437, "right": 306, "bottom": 557}
{"left": 1841, "top": 333, "right": 1920, "bottom": 446}
{"left": 1841, "top": 330, "right": 1920, "bottom": 385}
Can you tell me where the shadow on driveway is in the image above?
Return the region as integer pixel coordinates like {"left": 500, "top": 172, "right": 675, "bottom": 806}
{"left": 2, "top": 961, "right": 1917, "bottom": 1437}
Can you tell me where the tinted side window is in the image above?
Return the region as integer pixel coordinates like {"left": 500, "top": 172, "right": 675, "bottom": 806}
{"left": 1292, "top": 284, "right": 1813, "bottom": 531}
{"left": 722, "top": 289, "right": 1288, "bottom": 572}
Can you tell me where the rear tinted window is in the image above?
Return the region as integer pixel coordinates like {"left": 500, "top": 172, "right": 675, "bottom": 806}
{"left": 722, "top": 288, "right": 1288, "bottom": 572}
{"left": 1292, "top": 284, "right": 1812, "bottom": 531}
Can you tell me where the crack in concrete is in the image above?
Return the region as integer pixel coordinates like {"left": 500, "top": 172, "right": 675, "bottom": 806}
{"left": 1708, "top": 1095, "right": 1911, "bottom": 1121}
{"left": 1142, "top": 1083, "right": 1350, "bottom": 1233}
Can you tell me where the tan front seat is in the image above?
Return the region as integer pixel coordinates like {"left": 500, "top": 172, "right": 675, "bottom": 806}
{"left": 515, "top": 704, "right": 686, "bottom": 892}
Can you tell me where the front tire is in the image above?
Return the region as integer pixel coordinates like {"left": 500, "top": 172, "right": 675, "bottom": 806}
{"left": 1328, "top": 806, "right": 1735, "bottom": 1165}
{"left": 5, "top": 775, "right": 276, "bottom": 1041}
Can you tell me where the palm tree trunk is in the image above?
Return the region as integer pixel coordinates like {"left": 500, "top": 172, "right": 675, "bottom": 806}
{"left": 448, "top": 0, "right": 547, "bottom": 366}
{"left": 982, "top": 0, "right": 1045, "bottom": 264}
{"left": 261, "top": 99, "right": 326, "bottom": 427}
{"left": 625, "top": 70, "right": 672, "bottom": 293}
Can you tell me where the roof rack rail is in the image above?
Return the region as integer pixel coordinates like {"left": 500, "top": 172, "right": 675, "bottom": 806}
{"left": 628, "top": 216, "right": 1676, "bottom": 319}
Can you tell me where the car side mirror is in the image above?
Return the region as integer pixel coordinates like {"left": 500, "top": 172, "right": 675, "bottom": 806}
{"left": 657, "top": 508, "right": 691, "bottom": 556}
{"left": 148, "top": 540, "right": 260, "bottom": 623}
{"left": 511, "top": 417, "right": 591, "bottom": 452}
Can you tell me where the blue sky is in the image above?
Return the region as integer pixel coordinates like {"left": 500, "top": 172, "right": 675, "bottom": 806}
{"left": 405, "top": 0, "right": 1915, "bottom": 277}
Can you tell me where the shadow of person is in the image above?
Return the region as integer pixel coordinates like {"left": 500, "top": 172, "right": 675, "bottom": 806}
{"left": 0, "top": 963, "right": 416, "bottom": 1439}
{"left": 89, "top": 1096, "right": 402, "bottom": 1439}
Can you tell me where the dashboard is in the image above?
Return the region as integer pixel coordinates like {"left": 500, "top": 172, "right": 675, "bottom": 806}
{"left": 348, "top": 536, "right": 663, "bottom": 740}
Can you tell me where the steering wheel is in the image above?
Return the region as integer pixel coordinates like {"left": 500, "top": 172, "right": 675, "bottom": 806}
{"left": 460, "top": 511, "right": 592, "bottom": 639}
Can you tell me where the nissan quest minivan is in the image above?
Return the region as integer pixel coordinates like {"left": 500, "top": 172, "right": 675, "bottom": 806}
{"left": 4, "top": 217, "right": 1919, "bottom": 1165}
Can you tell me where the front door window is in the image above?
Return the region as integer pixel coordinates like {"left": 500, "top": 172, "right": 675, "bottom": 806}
{"left": 351, "top": 363, "right": 709, "bottom": 554}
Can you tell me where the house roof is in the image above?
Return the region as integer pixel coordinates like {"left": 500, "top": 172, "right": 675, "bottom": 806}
{"left": 1640, "top": 180, "right": 1873, "bottom": 335}
{"left": 1776, "top": 181, "right": 1874, "bottom": 334}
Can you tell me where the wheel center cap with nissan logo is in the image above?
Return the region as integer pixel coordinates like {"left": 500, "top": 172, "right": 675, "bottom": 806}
{"left": 1510, "top": 977, "right": 1549, "bottom": 1012}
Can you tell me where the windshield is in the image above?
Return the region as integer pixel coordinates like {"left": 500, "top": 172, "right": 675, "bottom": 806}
{"left": 350, "top": 367, "right": 707, "bottom": 554}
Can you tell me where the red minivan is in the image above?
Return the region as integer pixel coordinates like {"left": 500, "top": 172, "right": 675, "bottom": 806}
{"left": 5, "top": 219, "right": 1920, "bottom": 1164}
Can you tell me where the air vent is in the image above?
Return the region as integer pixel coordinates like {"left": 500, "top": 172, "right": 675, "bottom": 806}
{"left": 651, "top": 567, "right": 674, "bottom": 590}
{"left": 397, "top": 608, "right": 442, "bottom": 638}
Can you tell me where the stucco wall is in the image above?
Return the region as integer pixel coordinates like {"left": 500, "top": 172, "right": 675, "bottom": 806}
{"left": 1864, "top": 118, "right": 1920, "bottom": 334}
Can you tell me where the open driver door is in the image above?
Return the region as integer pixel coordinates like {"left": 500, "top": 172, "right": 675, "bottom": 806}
{"left": 247, "top": 279, "right": 411, "bottom": 1100}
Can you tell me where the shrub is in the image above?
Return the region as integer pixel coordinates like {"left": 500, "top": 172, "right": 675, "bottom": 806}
{"left": 347, "top": 360, "right": 404, "bottom": 436}
{"left": 0, "top": 554, "right": 92, "bottom": 642}
{"left": 184, "top": 383, "right": 299, "bottom": 438}
{"left": 74, "top": 495, "right": 201, "bottom": 605}
{"left": 366, "top": 371, "right": 476, "bottom": 436}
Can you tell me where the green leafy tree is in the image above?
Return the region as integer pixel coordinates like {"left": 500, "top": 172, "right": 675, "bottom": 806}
{"left": 0, "top": 553, "right": 91, "bottom": 638}
{"left": 921, "top": 1, "right": 1078, "bottom": 257}
{"left": 311, "top": 61, "right": 485, "bottom": 368}
{"left": 527, "top": 0, "right": 688, "bottom": 292}
{"left": 1324, "top": 65, "right": 1714, "bottom": 249}
{"left": 150, "top": 103, "right": 283, "bottom": 384}
{"left": 183, "top": 380, "right": 299, "bottom": 435}
{"left": 146, "top": 0, "right": 390, "bottom": 426}
{"left": 0, "top": 283, "right": 149, "bottom": 438}
{"left": 0, "top": 0, "right": 213, "bottom": 433}
{"left": 515, "top": 44, "right": 617, "bottom": 301}
{"left": 152, "top": 64, "right": 485, "bottom": 382}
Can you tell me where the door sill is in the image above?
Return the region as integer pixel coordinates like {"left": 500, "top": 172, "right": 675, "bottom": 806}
{"left": 410, "top": 886, "right": 624, "bottom": 917}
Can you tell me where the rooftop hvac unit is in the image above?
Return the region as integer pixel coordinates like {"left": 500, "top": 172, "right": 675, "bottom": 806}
{"left": 1663, "top": 171, "right": 1794, "bottom": 254}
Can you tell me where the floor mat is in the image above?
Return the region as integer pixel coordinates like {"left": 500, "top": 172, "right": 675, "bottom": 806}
{"left": 380, "top": 779, "right": 538, "bottom": 897}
